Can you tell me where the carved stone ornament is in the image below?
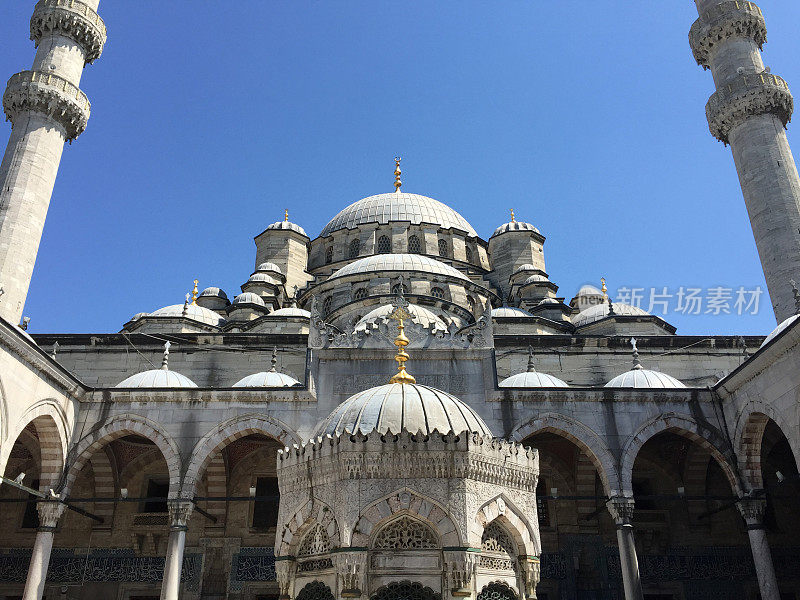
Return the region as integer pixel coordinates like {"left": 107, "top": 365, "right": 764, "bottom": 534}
{"left": 3, "top": 70, "right": 91, "bottom": 140}
{"left": 372, "top": 515, "right": 439, "bottom": 550}
{"left": 736, "top": 495, "right": 767, "bottom": 525}
{"left": 30, "top": 0, "right": 107, "bottom": 63}
{"left": 275, "top": 559, "right": 295, "bottom": 599}
{"left": 445, "top": 551, "right": 476, "bottom": 596}
{"left": 520, "top": 556, "right": 541, "bottom": 600}
{"left": 36, "top": 500, "right": 67, "bottom": 530}
{"left": 689, "top": 1, "right": 766, "bottom": 70}
{"left": 605, "top": 496, "right": 635, "bottom": 527}
{"left": 336, "top": 551, "right": 367, "bottom": 597}
{"left": 706, "top": 71, "right": 793, "bottom": 144}
{"left": 167, "top": 499, "right": 194, "bottom": 530}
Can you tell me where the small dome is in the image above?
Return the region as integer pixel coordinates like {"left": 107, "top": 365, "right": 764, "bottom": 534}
{"left": 491, "top": 307, "right": 533, "bottom": 318}
{"left": 576, "top": 284, "right": 603, "bottom": 298}
{"left": 270, "top": 306, "right": 312, "bottom": 318}
{"left": 321, "top": 193, "right": 477, "bottom": 237}
{"left": 247, "top": 272, "right": 272, "bottom": 283}
{"left": 760, "top": 314, "right": 800, "bottom": 348}
{"left": 256, "top": 262, "right": 283, "bottom": 275}
{"left": 149, "top": 303, "right": 227, "bottom": 327}
{"left": 232, "top": 292, "right": 265, "bottom": 306}
{"left": 313, "top": 383, "right": 492, "bottom": 437}
{"left": 573, "top": 302, "right": 649, "bottom": 327}
{"left": 117, "top": 368, "right": 198, "bottom": 388}
{"left": 233, "top": 371, "right": 300, "bottom": 387}
{"left": 356, "top": 303, "right": 447, "bottom": 332}
{"left": 512, "top": 263, "right": 537, "bottom": 275}
{"left": 523, "top": 274, "right": 548, "bottom": 285}
{"left": 266, "top": 220, "right": 308, "bottom": 237}
{"left": 605, "top": 368, "right": 686, "bottom": 389}
{"left": 199, "top": 287, "right": 229, "bottom": 300}
{"left": 492, "top": 221, "right": 539, "bottom": 238}
{"left": 500, "top": 371, "right": 568, "bottom": 388}
{"left": 329, "top": 254, "right": 470, "bottom": 282}
{"left": 538, "top": 298, "right": 558, "bottom": 305}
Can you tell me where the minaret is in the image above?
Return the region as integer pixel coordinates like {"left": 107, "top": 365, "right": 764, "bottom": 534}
{"left": 0, "top": 1, "right": 106, "bottom": 325}
{"left": 690, "top": 1, "right": 800, "bottom": 323}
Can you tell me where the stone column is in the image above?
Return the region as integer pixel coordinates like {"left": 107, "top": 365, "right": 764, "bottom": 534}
{"left": 690, "top": 1, "right": 800, "bottom": 323}
{"left": 737, "top": 497, "right": 780, "bottom": 600}
{"left": 160, "top": 500, "right": 193, "bottom": 600}
{"left": 22, "top": 501, "right": 66, "bottom": 600}
{"left": 606, "top": 497, "right": 643, "bottom": 600}
{"left": 0, "top": 0, "right": 106, "bottom": 325}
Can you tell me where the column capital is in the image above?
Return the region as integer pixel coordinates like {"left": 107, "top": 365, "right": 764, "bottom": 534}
{"left": 737, "top": 495, "right": 767, "bottom": 527}
{"left": 606, "top": 496, "right": 635, "bottom": 527}
{"left": 519, "top": 555, "right": 541, "bottom": 600}
{"left": 443, "top": 550, "right": 476, "bottom": 598}
{"left": 706, "top": 71, "right": 793, "bottom": 144}
{"left": 30, "top": 0, "right": 107, "bottom": 64}
{"left": 36, "top": 500, "right": 66, "bottom": 531}
{"left": 689, "top": 1, "right": 766, "bottom": 70}
{"left": 274, "top": 558, "right": 297, "bottom": 600}
{"left": 335, "top": 551, "right": 368, "bottom": 598}
{"left": 3, "top": 70, "right": 91, "bottom": 140}
{"left": 167, "top": 499, "right": 194, "bottom": 531}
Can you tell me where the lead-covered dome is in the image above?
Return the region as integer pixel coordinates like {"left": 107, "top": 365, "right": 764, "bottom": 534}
{"left": 760, "top": 314, "right": 800, "bottom": 348}
{"left": 320, "top": 193, "right": 477, "bottom": 237}
{"left": 500, "top": 372, "right": 568, "bottom": 388}
{"left": 573, "top": 301, "right": 649, "bottom": 327}
{"left": 149, "top": 303, "right": 227, "bottom": 327}
{"left": 492, "top": 307, "right": 533, "bottom": 318}
{"left": 329, "top": 254, "right": 470, "bottom": 282}
{"left": 266, "top": 220, "right": 307, "bottom": 237}
{"left": 492, "top": 220, "right": 539, "bottom": 237}
{"left": 605, "top": 369, "right": 686, "bottom": 389}
{"left": 314, "top": 383, "right": 492, "bottom": 437}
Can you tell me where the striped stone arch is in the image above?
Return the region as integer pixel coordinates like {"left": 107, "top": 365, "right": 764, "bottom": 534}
{"left": 182, "top": 413, "right": 301, "bottom": 497}
{"left": 87, "top": 448, "right": 116, "bottom": 527}
{"left": 733, "top": 401, "right": 799, "bottom": 490}
{"left": 203, "top": 453, "right": 227, "bottom": 526}
{"left": 474, "top": 495, "right": 539, "bottom": 556}
{"left": 619, "top": 413, "right": 741, "bottom": 496}
{"left": 511, "top": 413, "right": 621, "bottom": 496}
{"left": 351, "top": 487, "right": 460, "bottom": 548}
{"left": 277, "top": 498, "right": 341, "bottom": 556}
{"left": 61, "top": 414, "right": 182, "bottom": 498}
{"left": 3, "top": 400, "right": 70, "bottom": 491}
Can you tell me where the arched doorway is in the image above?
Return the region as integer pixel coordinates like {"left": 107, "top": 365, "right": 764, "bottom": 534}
{"left": 477, "top": 581, "right": 518, "bottom": 600}
{"left": 296, "top": 580, "right": 334, "bottom": 600}
{"left": 371, "top": 581, "right": 441, "bottom": 600}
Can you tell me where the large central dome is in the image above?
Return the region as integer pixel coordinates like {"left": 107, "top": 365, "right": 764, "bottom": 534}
{"left": 320, "top": 192, "right": 478, "bottom": 238}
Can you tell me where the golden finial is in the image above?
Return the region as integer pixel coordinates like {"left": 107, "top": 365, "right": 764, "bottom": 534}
{"left": 191, "top": 279, "right": 199, "bottom": 304}
{"left": 394, "top": 157, "right": 402, "bottom": 193}
{"left": 388, "top": 279, "right": 415, "bottom": 384}
{"left": 284, "top": 209, "right": 289, "bottom": 222}
{"left": 510, "top": 208, "right": 515, "bottom": 223}
{"left": 600, "top": 277, "right": 607, "bottom": 298}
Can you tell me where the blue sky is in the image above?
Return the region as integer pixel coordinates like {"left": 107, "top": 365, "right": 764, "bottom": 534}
{"left": 2, "top": 1, "right": 800, "bottom": 335}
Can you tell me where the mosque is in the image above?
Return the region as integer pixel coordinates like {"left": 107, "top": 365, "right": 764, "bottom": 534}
{"left": 0, "top": 2, "right": 799, "bottom": 600}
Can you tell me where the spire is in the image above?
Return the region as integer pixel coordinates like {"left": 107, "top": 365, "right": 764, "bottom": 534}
{"left": 191, "top": 279, "right": 199, "bottom": 305}
{"left": 791, "top": 280, "right": 800, "bottom": 314}
{"left": 630, "top": 337, "right": 642, "bottom": 370}
{"left": 388, "top": 276, "right": 415, "bottom": 384}
{"left": 270, "top": 347, "right": 278, "bottom": 372}
{"left": 394, "top": 157, "right": 402, "bottom": 193}
{"left": 527, "top": 345, "right": 536, "bottom": 372}
{"left": 510, "top": 208, "right": 516, "bottom": 223}
{"left": 161, "top": 341, "right": 171, "bottom": 370}
{"left": 182, "top": 293, "right": 190, "bottom": 316}
{"left": 284, "top": 209, "right": 289, "bottom": 222}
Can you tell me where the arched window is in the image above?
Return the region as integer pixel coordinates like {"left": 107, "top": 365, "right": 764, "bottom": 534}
{"left": 391, "top": 283, "right": 408, "bottom": 296}
{"left": 437, "top": 238, "right": 448, "bottom": 258}
{"left": 465, "top": 245, "right": 473, "bottom": 264}
{"left": 536, "top": 478, "right": 550, "bottom": 527}
{"left": 325, "top": 246, "right": 333, "bottom": 264}
{"left": 377, "top": 235, "right": 392, "bottom": 254}
{"left": 479, "top": 522, "right": 517, "bottom": 572}
{"left": 408, "top": 234, "right": 421, "bottom": 254}
{"left": 372, "top": 515, "right": 439, "bottom": 550}
{"left": 372, "top": 582, "right": 441, "bottom": 600}
{"left": 354, "top": 287, "right": 368, "bottom": 300}
{"left": 298, "top": 524, "right": 332, "bottom": 557}
{"left": 296, "top": 581, "right": 335, "bottom": 600}
{"left": 477, "top": 582, "right": 517, "bottom": 600}
{"left": 431, "top": 287, "right": 445, "bottom": 299}
{"left": 349, "top": 238, "right": 361, "bottom": 259}
{"left": 322, "top": 296, "right": 333, "bottom": 316}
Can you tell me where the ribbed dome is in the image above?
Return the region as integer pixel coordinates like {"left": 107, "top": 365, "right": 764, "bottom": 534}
{"left": 605, "top": 368, "right": 686, "bottom": 389}
{"left": 523, "top": 274, "right": 548, "bottom": 285}
{"left": 320, "top": 193, "right": 477, "bottom": 237}
{"left": 512, "top": 263, "right": 537, "bottom": 275}
{"left": 233, "top": 292, "right": 265, "bottom": 306}
{"left": 499, "top": 371, "right": 568, "bottom": 388}
{"left": 573, "top": 302, "right": 649, "bottom": 327}
{"left": 233, "top": 371, "right": 300, "bottom": 387}
{"left": 116, "top": 369, "right": 198, "bottom": 388}
{"left": 266, "top": 220, "right": 307, "bottom": 237}
{"left": 760, "top": 314, "right": 800, "bottom": 348}
{"left": 356, "top": 303, "right": 447, "bottom": 332}
{"left": 492, "top": 307, "right": 533, "bottom": 318}
{"left": 149, "top": 303, "right": 227, "bottom": 327}
{"left": 492, "top": 221, "right": 539, "bottom": 237}
{"left": 330, "top": 254, "right": 469, "bottom": 282}
{"left": 270, "top": 306, "right": 311, "bottom": 318}
{"left": 314, "top": 383, "right": 492, "bottom": 437}
{"left": 256, "top": 262, "right": 283, "bottom": 275}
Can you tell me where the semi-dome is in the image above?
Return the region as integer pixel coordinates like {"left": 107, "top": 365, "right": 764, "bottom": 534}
{"left": 149, "top": 303, "right": 227, "bottom": 327}
{"left": 232, "top": 292, "right": 265, "bottom": 306}
{"left": 116, "top": 343, "right": 198, "bottom": 388}
{"left": 266, "top": 220, "right": 307, "bottom": 237}
{"left": 573, "top": 301, "right": 649, "bottom": 327}
{"left": 256, "top": 262, "right": 283, "bottom": 275}
{"left": 500, "top": 371, "right": 568, "bottom": 388}
{"left": 760, "top": 314, "right": 800, "bottom": 348}
{"left": 270, "top": 306, "right": 311, "bottom": 318}
{"left": 313, "top": 383, "right": 492, "bottom": 438}
{"left": 492, "top": 221, "right": 539, "bottom": 238}
{"left": 356, "top": 303, "right": 447, "bottom": 332}
{"left": 320, "top": 193, "right": 478, "bottom": 238}
{"left": 491, "top": 306, "right": 533, "bottom": 318}
{"left": 329, "top": 254, "right": 470, "bottom": 282}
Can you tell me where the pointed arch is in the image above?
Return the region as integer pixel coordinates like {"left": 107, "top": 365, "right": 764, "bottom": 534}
{"left": 475, "top": 495, "right": 539, "bottom": 556}
{"left": 277, "top": 498, "right": 340, "bottom": 556}
{"left": 182, "top": 413, "right": 300, "bottom": 496}
{"left": 734, "top": 401, "right": 800, "bottom": 490}
{"left": 511, "top": 413, "right": 620, "bottom": 496}
{"left": 62, "top": 414, "right": 182, "bottom": 498}
{"left": 619, "top": 413, "right": 740, "bottom": 496}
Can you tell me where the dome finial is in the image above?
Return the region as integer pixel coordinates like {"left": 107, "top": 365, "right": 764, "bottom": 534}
{"left": 270, "top": 347, "right": 278, "bottom": 372}
{"left": 601, "top": 277, "right": 607, "bottom": 298}
{"left": 388, "top": 277, "right": 416, "bottom": 384}
{"left": 284, "top": 209, "right": 289, "bottom": 222}
{"left": 527, "top": 345, "right": 536, "bottom": 372}
{"left": 191, "top": 279, "right": 199, "bottom": 305}
{"left": 510, "top": 208, "right": 515, "bottom": 223}
{"left": 182, "top": 293, "right": 190, "bottom": 316}
{"left": 161, "top": 341, "right": 171, "bottom": 370}
{"left": 607, "top": 295, "right": 616, "bottom": 316}
{"left": 630, "top": 337, "right": 642, "bottom": 370}
{"left": 394, "top": 157, "right": 402, "bottom": 193}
